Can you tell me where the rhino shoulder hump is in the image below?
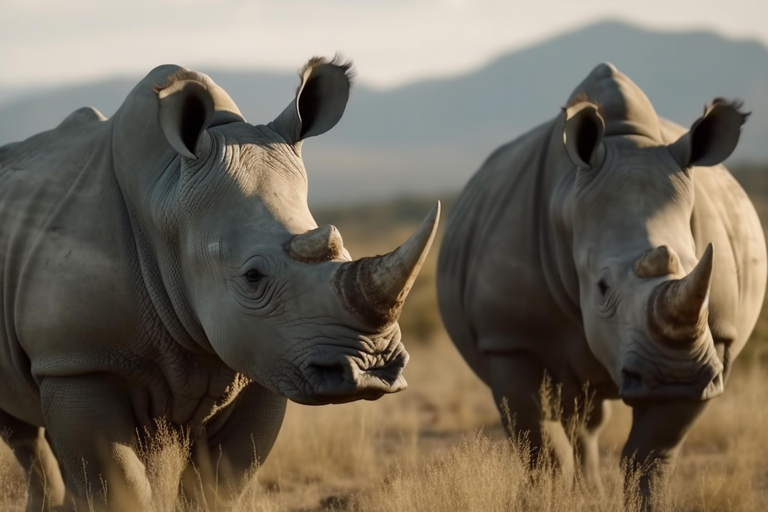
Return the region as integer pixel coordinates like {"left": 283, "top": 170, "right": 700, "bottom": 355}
{"left": 56, "top": 107, "right": 107, "bottom": 131}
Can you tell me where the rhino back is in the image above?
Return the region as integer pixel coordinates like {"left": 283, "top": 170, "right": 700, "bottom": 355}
{"left": 0, "top": 113, "right": 149, "bottom": 423}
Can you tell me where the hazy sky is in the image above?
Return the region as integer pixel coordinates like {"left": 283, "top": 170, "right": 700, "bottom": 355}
{"left": 2, "top": 0, "right": 767, "bottom": 88}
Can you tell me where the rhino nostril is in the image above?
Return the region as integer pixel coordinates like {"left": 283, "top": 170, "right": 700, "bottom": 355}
{"left": 621, "top": 369, "right": 643, "bottom": 390}
{"left": 703, "top": 372, "right": 725, "bottom": 399}
{"left": 364, "top": 362, "right": 403, "bottom": 386}
{"left": 308, "top": 363, "right": 349, "bottom": 390}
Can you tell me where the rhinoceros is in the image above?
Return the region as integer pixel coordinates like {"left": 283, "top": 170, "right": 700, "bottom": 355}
{"left": 437, "top": 63, "right": 766, "bottom": 501}
{"left": 0, "top": 57, "right": 439, "bottom": 511}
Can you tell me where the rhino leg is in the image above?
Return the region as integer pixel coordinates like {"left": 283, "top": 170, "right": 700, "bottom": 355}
{"left": 621, "top": 401, "right": 707, "bottom": 511}
{"left": 571, "top": 399, "right": 610, "bottom": 494}
{"left": 40, "top": 375, "right": 152, "bottom": 512}
{"left": 183, "top": 382, "right": 286, "bottom": 504}
{"left": 0, "top": 409, "right": 65, "bottom": 511}
{"left": 485, "top": 352, "right": 574, "bottom": 478}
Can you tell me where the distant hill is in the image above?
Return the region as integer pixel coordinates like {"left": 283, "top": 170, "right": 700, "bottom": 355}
{"left": 2, "top": 20, "right": 767, "bottom": 205}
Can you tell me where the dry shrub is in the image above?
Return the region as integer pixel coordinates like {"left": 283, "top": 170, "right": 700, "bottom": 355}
{"left": 136, "top": 423, "right": 190, "bottom": 512}
{"left": 0, "top": 441, "right": 24, "bottom": 512}
{"left": 356, "top": 375, "right": 632, "bottom": 512}
{"left": 357, "top": 429, "right": 634, "bottom": 512}
{"left": 132, "top": 422, "right": 281, "bottom": 512}
{"left": 663, "top": 457, "right": 758, "bottom": 512}
{"left": 260, "top": 401, "right": 401, "bottom": 485}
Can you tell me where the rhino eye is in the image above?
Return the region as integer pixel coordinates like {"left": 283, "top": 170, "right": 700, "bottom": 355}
{"left": 245, "top": 269, "right": 264, "bottom": 284}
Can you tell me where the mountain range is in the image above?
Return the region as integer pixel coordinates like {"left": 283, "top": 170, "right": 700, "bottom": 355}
{"left": 2, "top": 20, "right": 767, "bottom": 205}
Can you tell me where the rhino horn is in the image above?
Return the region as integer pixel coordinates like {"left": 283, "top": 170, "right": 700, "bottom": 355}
{"left": 647, "top": 243, "right": 714, "bottom": 347}
{"left": 289, "top": 225, "right": 346, "bottom": 263}
{"left": 633, "top": 245, "right": 682, "bottom": 278}
{"left": 333, "top": 202, "right": 441, "bottom": 329}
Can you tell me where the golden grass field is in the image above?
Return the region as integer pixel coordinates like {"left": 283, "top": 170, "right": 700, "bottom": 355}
{"left": 1, "top": 192, "right": 768, "bottom": 511}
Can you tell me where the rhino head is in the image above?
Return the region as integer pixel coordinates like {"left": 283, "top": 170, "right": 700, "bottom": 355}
{"left": 114, "top": 58, "right": 439, "bottom": 405}
{"left": 560, "top": 95, "right": 747, "bottom": 404}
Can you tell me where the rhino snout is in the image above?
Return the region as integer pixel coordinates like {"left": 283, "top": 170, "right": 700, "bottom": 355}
{"left": 292, "top": 339, "right": 410, "bottom": 405}
{"left": 618, "top": 354, "right": 724, "bottom": 403}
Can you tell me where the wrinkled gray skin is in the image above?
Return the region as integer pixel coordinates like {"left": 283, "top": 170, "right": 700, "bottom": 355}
{"left": 0, "top": 58, "right": 439, "bottom": 512}
{"left": 438, "top": 63, "right": 766, "bottom": 506}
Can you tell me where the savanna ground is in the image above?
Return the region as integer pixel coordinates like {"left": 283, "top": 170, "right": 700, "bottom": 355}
{"left": 2, "top": 167, "right": 768, "bottom": 511}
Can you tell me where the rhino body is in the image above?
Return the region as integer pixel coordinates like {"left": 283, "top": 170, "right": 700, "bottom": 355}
{"left": 438, "top": 63, "right": 766, "bottom": 500}
{"left": 0, "top": 59, "right": 438, "bottom": 511}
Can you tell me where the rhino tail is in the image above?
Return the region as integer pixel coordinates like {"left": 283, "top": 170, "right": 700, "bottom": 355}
{"left": 56, "top": 107, "right": 107, "bottom": 131}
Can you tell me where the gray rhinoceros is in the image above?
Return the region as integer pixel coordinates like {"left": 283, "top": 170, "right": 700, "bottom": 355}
{"left": 0, "top": 57, "right": 439, "bottom": 511}
{"left": 437, "top": 63, "right": 766, "bottom": 501}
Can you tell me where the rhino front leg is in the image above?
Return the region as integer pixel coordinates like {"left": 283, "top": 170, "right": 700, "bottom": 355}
{"left": 621, "top": 401, "right": 707, "bottom": 510}
{"left": 485, "top": 351, "right": 574, "bottom": 478}
{"left": 572, "top": 399, "right": 610, "bottom": 493}
{"left": 0, "top": 409, "right": 65, "bottom": 511}
{"left": 40, "top": 375, "right": 151, "bottom": 512}
{"left": 186, "top": 382, "right": 286, "bottom": 505}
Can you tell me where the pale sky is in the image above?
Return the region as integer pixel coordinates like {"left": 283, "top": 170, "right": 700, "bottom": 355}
{"left": 1, "top": 0, "right": 767, "bottom": 89}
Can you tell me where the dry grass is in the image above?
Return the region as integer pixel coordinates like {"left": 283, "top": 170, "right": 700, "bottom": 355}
{"left": 1, "top": 337, "right": 766, "bottom": 511}
{"left": 354, "top": 357, "right": 768, "bottom": 512}
{"left": 357, "top": 432, "right": 632, "bottom": 512}
{"left": 0, "top": 441, "right": 24, "bottom": 511}
{"left": 251, "top": 337, "right": 499, "bottom": 511}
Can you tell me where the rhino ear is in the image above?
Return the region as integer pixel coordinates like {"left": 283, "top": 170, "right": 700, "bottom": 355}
{"left": 157, "top": 79, "right": 214, "bottom": 159}
{"left": 273, "top": 57, "right": 352, "bottom": 144}
{"left": 669, "top": 99, "right": 749, "bottom": 168}
{"left": 563, "top": 101, "right": 605, "bottom": 169}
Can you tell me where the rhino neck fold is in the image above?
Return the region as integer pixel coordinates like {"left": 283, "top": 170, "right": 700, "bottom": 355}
{"left": 122, "top": 181, "right": 213, "bottom": 355}
{"left": 539, "top": 119, "right": 583, "bottom": 324}
{"left": 115, "top": 148, "right": 213, "bottom": 353}
{"left": 109, "top": 80, "right": 215, "bottom": 355}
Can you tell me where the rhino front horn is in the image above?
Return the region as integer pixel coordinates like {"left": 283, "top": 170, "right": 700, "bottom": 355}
{"left": 333, "top": 202, "right": 441, "bottom": 329}
{"left": 647, "top": 243, "right": 714, "bottom": 347}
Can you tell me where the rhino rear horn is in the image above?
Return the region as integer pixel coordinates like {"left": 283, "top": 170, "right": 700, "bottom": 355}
{"left": 633, "top": 245, "right": 682, "bottom": 278}
{"left": 289, "top": 225, "right": 346, "bottom": 263}
{"left": 333, "top": 202, "right": 441, "bottom": 329}
{"left": 647, "top": 243, "right": 714, "bottom": 347}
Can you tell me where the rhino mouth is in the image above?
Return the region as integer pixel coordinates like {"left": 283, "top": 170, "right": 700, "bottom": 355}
{"left": 618, "top": 355, "right": 724, "bottom": 404}
{"left": 291, "top": 339, "right": 410, "bottom": 405}
{"left": 619, "top": 370, "right": 723, "bottom": 404}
